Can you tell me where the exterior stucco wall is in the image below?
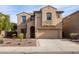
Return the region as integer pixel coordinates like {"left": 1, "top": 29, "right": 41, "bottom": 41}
{"left": 35, "top": 13, "right": 42, "bottom": 28}
{"left": 35, "top": 12, "right": 42, "bottom": 38}
{"left": 41, "top": 6, "right": 61, "bottom": 26}
{"left": 26, "top": 22, "right": 30, "bottom": 38}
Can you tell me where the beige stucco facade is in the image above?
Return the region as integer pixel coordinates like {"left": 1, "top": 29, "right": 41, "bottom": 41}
{"left": 17, "top": 6, "right": 63, "bottom": 39}
{"left": 17, "top": 12, "right": 31, "bottom": 38}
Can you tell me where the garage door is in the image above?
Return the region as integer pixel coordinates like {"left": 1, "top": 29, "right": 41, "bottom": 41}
{"left": 37, "top": 29, "right": 59, "bottom": 39}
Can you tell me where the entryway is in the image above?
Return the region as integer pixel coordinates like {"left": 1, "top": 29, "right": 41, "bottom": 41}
{"left": 21, "top": 28, "right": 26, "bottom": 38}
{"left": 30, "top": 26, "right": 35, "bottom": 38}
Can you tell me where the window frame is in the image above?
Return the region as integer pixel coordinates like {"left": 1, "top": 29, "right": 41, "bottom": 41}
{"left": 47, "top": 12, "right": 52, "bottom": 20}
{"left": 30, "top": 16, "right": 35, "bottom": 21}
{"left": 22, "top": 16, "right": 26, "bottom": 23}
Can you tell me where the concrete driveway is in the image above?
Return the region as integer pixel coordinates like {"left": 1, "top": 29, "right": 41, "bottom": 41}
{"left": 0, "top": 39, "right": 79, "bottom": 54}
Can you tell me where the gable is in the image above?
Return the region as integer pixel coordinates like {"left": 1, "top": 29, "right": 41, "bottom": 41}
{"left": 41, "top": 6, "right": 60, "bottom": 26}
{"left": 17, "top": 12, "right": 31, "bottom": 16}
{"left": 17, "top": 12, "right": 31, "bottom": 25}
{"left": 40, "top": 6, "right": 57, "bottom": 11}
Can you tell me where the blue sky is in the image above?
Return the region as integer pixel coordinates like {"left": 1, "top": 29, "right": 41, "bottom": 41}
{"left": 0, "top": 5, "right": 79, "bottom": 23}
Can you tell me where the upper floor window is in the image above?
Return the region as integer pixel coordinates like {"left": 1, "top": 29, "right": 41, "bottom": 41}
{"left": 30, "top": 16, "right": 35, "bottom": 21}
{"left": 47, "top": 13, "right": 52, "bottom": 20}
{"left": 22, "top": 16, "right": 26, "bottom": 23}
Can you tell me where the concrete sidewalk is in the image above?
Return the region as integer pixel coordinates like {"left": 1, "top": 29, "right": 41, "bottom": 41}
{"left": 0, "top": 39, "right": 79, "bottom": 54}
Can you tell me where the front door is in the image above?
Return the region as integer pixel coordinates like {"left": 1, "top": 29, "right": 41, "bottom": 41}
{"left": 30, "top": 26, "right": 35, "bottom": 38}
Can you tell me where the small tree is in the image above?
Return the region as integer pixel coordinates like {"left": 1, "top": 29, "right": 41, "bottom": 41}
{"left": 0, "top": 13, "right": 12, "bottom": 36}
{"left": 19, "top": 33, "right": 24, "bottom": 41}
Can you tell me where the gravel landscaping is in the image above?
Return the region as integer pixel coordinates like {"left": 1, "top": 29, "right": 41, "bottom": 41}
{"left": 0, "top": 38, "right": 36, "bottom": 47}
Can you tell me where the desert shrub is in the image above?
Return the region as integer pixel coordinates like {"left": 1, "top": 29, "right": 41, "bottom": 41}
{"left": 0, "top": 39, "right": 4, "bottom": 44}
{"left": 70, "top": 33, "right": 79, "bottom": 39}
{"left": 12, "top": 34, "right": 16, "bottom": 39}
{"left": 19, "top": 33, "right": 24, "bottom": 41}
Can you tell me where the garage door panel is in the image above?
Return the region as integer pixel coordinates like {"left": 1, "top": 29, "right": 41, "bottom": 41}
{"left": 37, "top": 29, "right": 59, "bottom": 39}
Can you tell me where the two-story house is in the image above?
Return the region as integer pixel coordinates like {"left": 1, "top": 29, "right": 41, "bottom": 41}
{"left": 17, "top": 6, "right": 63, "bottom": 39}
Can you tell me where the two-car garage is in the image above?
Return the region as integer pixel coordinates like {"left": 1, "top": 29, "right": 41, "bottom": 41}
{"left": 36, "top": 28, "right": 62, "bottom": 39}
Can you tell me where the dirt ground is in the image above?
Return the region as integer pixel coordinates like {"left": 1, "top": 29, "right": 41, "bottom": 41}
{"left": 0, "top": 38, "right": 36, "bottom": 47}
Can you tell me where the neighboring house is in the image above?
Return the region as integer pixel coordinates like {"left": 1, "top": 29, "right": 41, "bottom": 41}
{"left": 17, "top": 6, "right": 63, "bottom": 39}
{"left": 63, "top": 11, "right": 79, "bottom": 39}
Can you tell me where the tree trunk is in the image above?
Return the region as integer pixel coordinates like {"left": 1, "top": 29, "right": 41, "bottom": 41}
{"left": 1, "top": 30, "right": 5, "bottom": 38}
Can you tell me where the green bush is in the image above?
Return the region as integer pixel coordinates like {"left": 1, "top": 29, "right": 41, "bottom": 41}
{"left": 19, "top": 33, "right": 24, "bottom": 41}
{"left": 0, "top": 39, "right": 4, "bottom": 44}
